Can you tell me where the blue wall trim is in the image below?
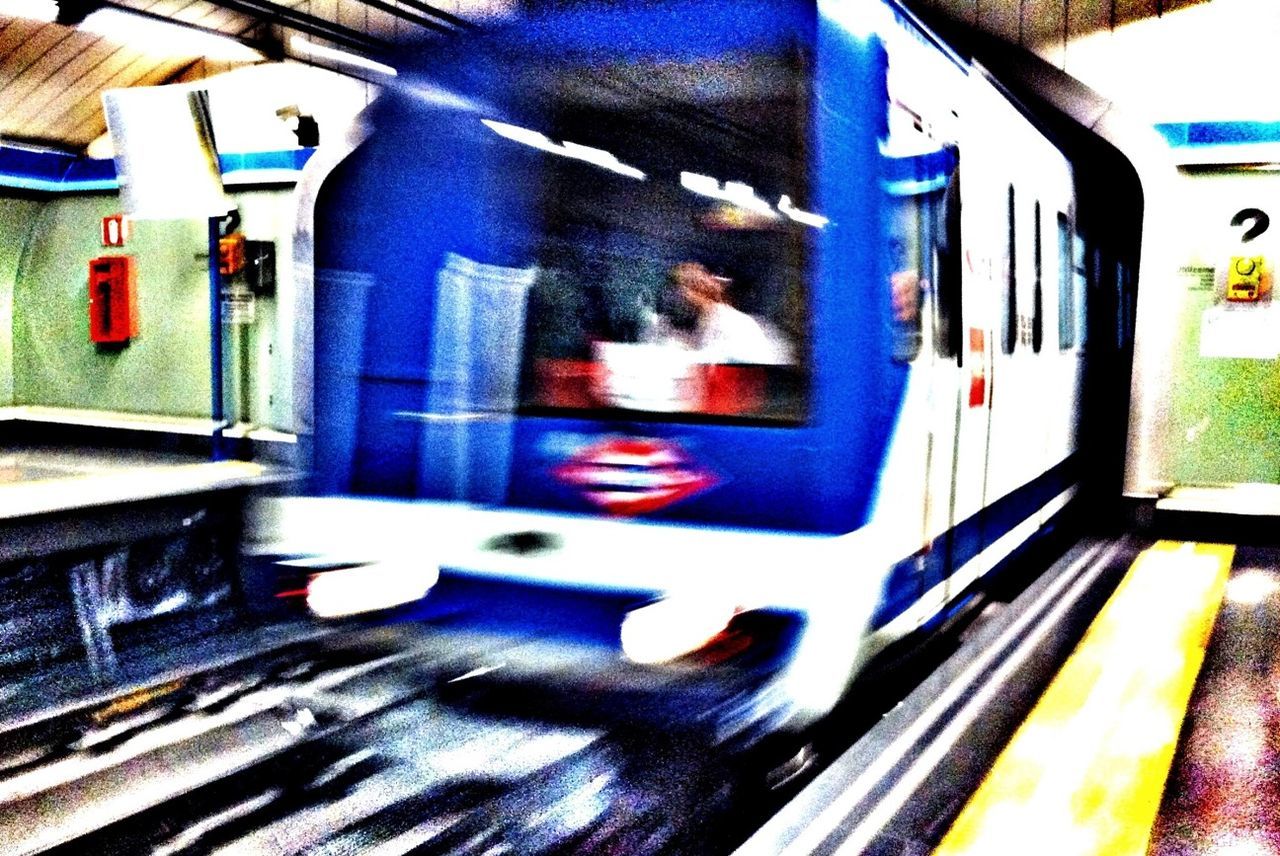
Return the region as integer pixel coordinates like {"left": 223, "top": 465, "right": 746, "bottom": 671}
{"left": 1155, "top": 121, "right": 1280, "bottom": 149}
{"left": 219, "top": 148, "right": 316, "bottom": 174}
{"left": 0, "top": 145, "right": 317, "bottom": 193}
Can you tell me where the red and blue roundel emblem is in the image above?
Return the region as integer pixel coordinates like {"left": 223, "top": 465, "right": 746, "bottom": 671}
{"left": 552, "top": 437, "right": 718, "bottom": 516}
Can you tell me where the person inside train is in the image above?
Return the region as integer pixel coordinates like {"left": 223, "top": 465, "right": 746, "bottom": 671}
{"left": 655, "top": 261, "right": 792, "bottom": 365}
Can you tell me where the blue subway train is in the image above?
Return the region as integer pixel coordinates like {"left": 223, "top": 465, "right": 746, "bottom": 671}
{"left": 260, "top": 0, "right": 1136, "bottom": 741}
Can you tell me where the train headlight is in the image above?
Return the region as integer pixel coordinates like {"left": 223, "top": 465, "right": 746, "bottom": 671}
{"left": 304, "top": 559, "right": 439, "bottom": 618}
{"left": 620, "top": 596, "right": 737, "bottom": 664}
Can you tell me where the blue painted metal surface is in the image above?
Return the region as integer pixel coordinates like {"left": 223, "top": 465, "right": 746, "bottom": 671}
{"left": 218, "top": 148, "right": 315, "bottom": 175}
{"left": 884, "top": 147, "right": 958, "bottom": 195}
{"left": 807, "top": 7, "right": 896, "bottom": 533}
{"left": 440, "top": 0, "right": 815, "bottom": 65}
{"left": 314, "top": 0, "right": 903, "bottom": 534}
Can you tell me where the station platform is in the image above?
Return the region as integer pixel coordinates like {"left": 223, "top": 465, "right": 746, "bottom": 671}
{"left": 0, "top": 444, "right": 273, "bottom": 519}
{"left": 737, "top": 531, "right": 1280, "bottom": 856}
{"left": 0, "top": 435, "right": 300, "bottom": 729}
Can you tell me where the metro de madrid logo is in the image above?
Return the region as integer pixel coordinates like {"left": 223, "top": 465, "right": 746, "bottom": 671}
{"left": 552, "top": 436, "right": 718, "bottom": 516}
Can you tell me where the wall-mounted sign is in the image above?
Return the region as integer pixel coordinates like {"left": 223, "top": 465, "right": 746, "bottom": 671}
{"left": 101, "top": 213, "right": 130, "bottom": 247}
{"left": 1200, "top": 304, "right": 1280, "bottom": 359}
{"left": 221, "top": 282, "right": 255, "bottom": 325}
{"left": 218, "top": 233, "right": 245, "bottom": 275}
{"left": 102, "top": 86, "right": 230, "bottom": 220}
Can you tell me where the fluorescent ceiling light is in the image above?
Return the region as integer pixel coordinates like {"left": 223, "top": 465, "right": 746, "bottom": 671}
{"left": 481, "top": 119, "right": 646, "bottom": 180}
{"left": 560, "top": 141, "right": 646, "bottom": 179}
{"left": 680, "top": 172, "right": 778, "bottom": 216}
{"left": 291, "top": 36, "right": 396, "bottom": 78}
{"left": 0, "top": 0, "right": 57, "bottom": 21}
{"left": 680, "top": 173, "right": 826, "bottom": 227}
{"left": 81, "top": 8, "right": 263, "bottom": 62}
{"left": 481, "top": 120, "right": 546, "bottom": 149}
{"left": 779, "top": 195, "right": 829, "bottom": 228}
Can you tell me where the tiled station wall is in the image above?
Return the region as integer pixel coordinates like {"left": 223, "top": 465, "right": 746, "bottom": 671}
{"left": 913, "top": 0, "right": 1208, "bottom": 68}
{"left": 0, "top": 188, "right": 296, "bottom": 428}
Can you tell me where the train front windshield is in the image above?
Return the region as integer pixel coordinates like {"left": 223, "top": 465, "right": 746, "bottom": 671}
{"left": 315, "top": 16, "right": 842, "bottom": 509}
{"left": 424, "top": 41, "right": 816, "bottom": 425}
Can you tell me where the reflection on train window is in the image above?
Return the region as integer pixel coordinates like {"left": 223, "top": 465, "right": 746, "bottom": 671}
{"left": 888, "top": 191, "right": 926, "bottom": 363}
{"left": 507, "top": 47, "right": 814, "bottom": 423}
{"left": 1058, "top": 213, "right": 1075, "bottom": 350}
{"left": 889, "top": 268, "right": 922, "bottom": 362}
{"left": 1116, "top": 258, "right": 1132, "bottom": 350}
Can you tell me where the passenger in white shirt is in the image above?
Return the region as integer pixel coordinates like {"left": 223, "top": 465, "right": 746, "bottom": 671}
{"left": 665, "top": 261, "right": 790, "bottom": 365}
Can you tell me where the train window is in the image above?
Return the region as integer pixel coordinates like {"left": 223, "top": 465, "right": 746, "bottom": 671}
{"left": 1077, "top": 235, "right": 1092, "bottom": 350}
{"left": 883, "top": 106, "right": 958, "bottom": 364}
{"left": 934, "top": 162, "right": 962, "bottom": 361}
{"left": 509, "top": 47, "right": 813, "bottom": 423}
{"left": 1058, "top": 213, "right": 1075, "bottom": 350}
{"left": 1002, "top": 184, "right": 1017, "bottom": 354}
{"left": 1116, "top": 258, "right": 1132, "bottom": 350}
{"left": 1032, "top": 200, "right": 1043, "bottom": 354}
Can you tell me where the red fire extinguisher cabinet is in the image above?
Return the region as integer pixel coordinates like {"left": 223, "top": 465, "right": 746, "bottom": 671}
{"left": 88, "top": 256, "right": 138, "bottom": 344}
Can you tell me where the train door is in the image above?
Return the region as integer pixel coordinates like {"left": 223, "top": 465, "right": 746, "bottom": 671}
{"left": 918, "top": 157, "right": 964, "bottom": 614}
{"left": 881, "top": 139, "right": 960, "bottom": 624}
{"left": 1040, "top": 202, "right": 1084, "bottom": 525}
{"left": 874, "top": 53, "right": 991, "bottom": 616}
{"left": 983, "top": 176, "right": 1046, "bottom": 547}
{"left": 946, "top": 69, "right": 1031, "bottom": 596}
{"left": 878, "top": 30, "right": 968, "bottom": 627}
{"left": 946, "top": 136, "right": 995, "bottom": 596}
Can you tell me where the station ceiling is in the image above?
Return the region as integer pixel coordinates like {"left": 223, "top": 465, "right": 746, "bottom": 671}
{"left": 0, "top": 0, "right": 1243, "bottom": 155}
{"left": 0, "top": 0, "right": 502, "bottom": 151}
{"left": 912, "top": 0, "right": 1210, "bottom": 49}
{"left": 909, "top": 0, "right": 1275, "bottom": 124}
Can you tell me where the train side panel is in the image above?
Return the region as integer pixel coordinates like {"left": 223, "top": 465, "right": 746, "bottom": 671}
{"left": 934, "top": 68, "right": 1080, "bottom": 608}
{"left": 857, "top": 6, "right": 1082, "bottom": 655}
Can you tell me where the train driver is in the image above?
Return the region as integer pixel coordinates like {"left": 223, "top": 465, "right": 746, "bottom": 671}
{"left": 660, "top": 261, "right": 791, "bottom": 365}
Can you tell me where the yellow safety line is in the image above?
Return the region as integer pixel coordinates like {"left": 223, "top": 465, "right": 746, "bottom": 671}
{"left": 934, "top": 541, "right": 1233, "bottom": 856}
